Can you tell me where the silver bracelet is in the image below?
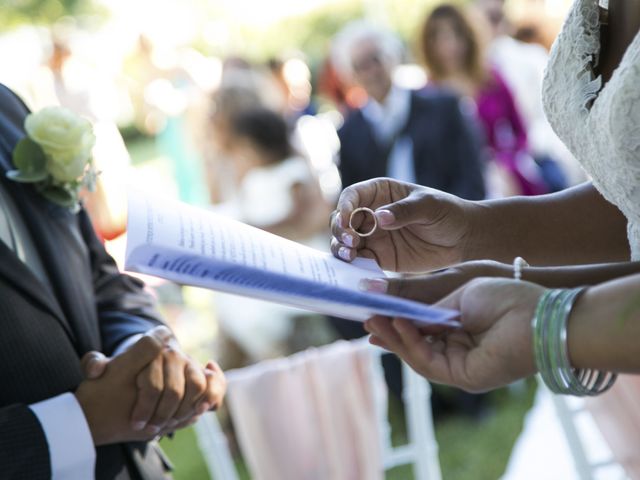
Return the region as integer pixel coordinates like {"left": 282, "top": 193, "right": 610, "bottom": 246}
{"left": 532, "top": 287, "right": 617, "bottom": 396}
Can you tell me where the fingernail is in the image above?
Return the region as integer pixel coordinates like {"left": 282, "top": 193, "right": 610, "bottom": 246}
{"left": 132, "top": 421, "right": 146, "bottom": 431}
{"left": 198, "top": 402, "right": 211, "bottom": 415}
{"left": 338, "top": 246, "right": 352, "bottom": 261}
{"left": 358, "top": 278, "right": 388, "bottom": 293}
{"left": 375, "top": 209, "right": 395, "bottom": 226}
{"left": 342, "top": 233, "right": 354, "bottom": 247}
{"left": 146, "top": 425, "right": 161, "bottom": 435}
{"left": 336, "top": 214, "right": 343, "bottom": 229}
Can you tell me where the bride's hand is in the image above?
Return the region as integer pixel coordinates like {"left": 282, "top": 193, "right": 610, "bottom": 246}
{"left": 364, "top": 278, "right": 544, "bottom": 392}
{"left": 360, "top": 260, "right": 512, "bottom": 303}
{"left": 330, "top": 178, "right": 476, "bottom": 273}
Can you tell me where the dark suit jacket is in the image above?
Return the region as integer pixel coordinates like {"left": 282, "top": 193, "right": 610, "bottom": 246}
{"left": 338, "top": 89, "right": 486, "bottom": 200}
{"left": 0, "top": 84, "right": 171, "bottom": 479}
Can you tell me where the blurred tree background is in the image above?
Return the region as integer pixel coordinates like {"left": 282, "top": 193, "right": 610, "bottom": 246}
{"left": 2, "top": 0, "right": 440, "bottom": 63}
{"left": 0, "top": 0, "right": 570, "bottom": 478}
{"left": 2, "top": 0, "right": 103, "bottom": 27}
{"left": 3, "top": 0, "right": 563, "bottom": 77}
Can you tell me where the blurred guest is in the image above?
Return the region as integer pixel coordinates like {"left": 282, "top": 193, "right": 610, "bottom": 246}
{"left": 473, "top": 0, "right": 582, "bottom": 187}
{"left": 267, "top": 56, "right": 317, "bottom": 127}
{"left": 205, "top": 74, "right": 267, "bottom": 205}
{"left": 34, "top": 38, "right": 90, "bottom": 117}
{"left": 329, "top": 21, "right": 486, "bottom": 416}
{"left": 27, "top": 27, "right": 135, "bottom": 240}
{"left": 513, "top": 23, "right": 548, "bottom": 48}
{"left": 331, "top": 20, "right": 485, "bottom": 199}
{"left": 27, "top": 24, "right": 100, "bottom": 120}
{"left": 124, "top": 34, "right": 170, "bottom": 136}
{"left": 208, "top": 105, "right": 332, "bottom": 362}
{"left": 316, "top": 57, "right": 366, "bottom": 116}
{"left": 223, "top": 107, "right": 330, "bottom": 243}
{"left": 420, "top": 4, "right": 549, "bottom": 197}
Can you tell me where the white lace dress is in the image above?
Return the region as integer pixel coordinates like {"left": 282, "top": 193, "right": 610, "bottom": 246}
{"left": 542, "top": 0, "right": 640, "bottom": 259}
{"left": 503, "top": 2, "right": 640, "bottom": 478}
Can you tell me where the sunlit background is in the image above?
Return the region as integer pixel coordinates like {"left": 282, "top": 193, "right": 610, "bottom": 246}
{"left": 2, "top": 1, "right": 577, "bottom": 479}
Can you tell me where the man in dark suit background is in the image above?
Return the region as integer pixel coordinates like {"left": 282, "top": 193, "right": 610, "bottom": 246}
{"left": 328, "top": 22, "right": 487, "bottom": 417}
{"left": 331, "top": 21, "right": 486, "bottom": 199}
{"left": 0, "top": 83, "right": 226, "bottom": 479}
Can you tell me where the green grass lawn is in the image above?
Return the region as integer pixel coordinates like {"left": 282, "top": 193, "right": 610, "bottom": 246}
{"left": 160, "top": 379, "right": 537, "bottom": 480}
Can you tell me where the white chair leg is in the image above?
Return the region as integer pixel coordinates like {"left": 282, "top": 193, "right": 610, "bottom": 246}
{"left": 194, "top": 412, "right": 239, "bottom": 480}
{"left": 403, "top": 361, "right": 442, "bottom": 480}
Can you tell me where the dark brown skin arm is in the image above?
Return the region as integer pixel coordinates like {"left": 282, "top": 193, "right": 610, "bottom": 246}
{"left": 467, "top": 182, "right": 629, "bottom": 265}
{"left": 598, "top": 0, "right": 640, "bottom": 82}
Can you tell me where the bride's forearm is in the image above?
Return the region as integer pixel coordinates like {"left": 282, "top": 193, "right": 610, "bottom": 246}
{"left": 521, "top": 261, "right": 640, "bottom": 288}
{"left": 466, "top": 182, "right": 629, "bottom": 265}
{"left": 568, "top": 272, "right": 640, "bottom": 373}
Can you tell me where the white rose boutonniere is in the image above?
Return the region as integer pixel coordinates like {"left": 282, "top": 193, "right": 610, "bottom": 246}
{"left": 6, "top": 106, "right": 97, "bottom": 212}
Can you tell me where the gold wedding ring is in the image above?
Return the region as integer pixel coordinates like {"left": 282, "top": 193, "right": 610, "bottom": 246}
{"left": 349, "top": 207, "right": 378, "bottom": 237}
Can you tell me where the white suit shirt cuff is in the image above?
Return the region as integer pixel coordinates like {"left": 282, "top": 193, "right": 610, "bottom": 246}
{"left": 29, "top": 392, "right": 95, "bottom": 480}
{"left": 28, "top": 333, "right": 150, "bottom": 479}
{"left": 112, "top": 333, "right": 144, "bottom": 356}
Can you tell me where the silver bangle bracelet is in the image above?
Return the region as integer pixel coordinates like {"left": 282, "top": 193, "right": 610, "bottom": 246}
{"left": 532, "top": 287, "right": 617, "bottom": 396}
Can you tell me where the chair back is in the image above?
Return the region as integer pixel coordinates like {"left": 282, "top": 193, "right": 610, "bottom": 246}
{"left": 195, "top": 339, "right": 441, "bottom": 480}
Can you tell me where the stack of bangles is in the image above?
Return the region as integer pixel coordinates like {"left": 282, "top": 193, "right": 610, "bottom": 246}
{"left": 532, "top": 286, "right": 617, "bottom": 396}
{"left": 514, "top": 257, "right": 617, "bottom": 396}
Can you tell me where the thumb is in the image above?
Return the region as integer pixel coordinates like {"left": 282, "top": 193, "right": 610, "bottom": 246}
{"left": 360, "top": 275, "right": 466, "bottom": 313}
{"left": 80, "top": 351, "right": 109, "bottom": 380}
{"left": 434, "top": 282, "right": 466, "bottom": 312}
{"left": 359, "top": 276, "right": 440, "bottom": 302}
{"left": 374, "top": 191, "right": 435, "bottom": 230}
{"left": 384, "top": 277, "right": 444, "bottom": 303}
{"left": 108, "top": 333, "right": 164, "bottom": 375}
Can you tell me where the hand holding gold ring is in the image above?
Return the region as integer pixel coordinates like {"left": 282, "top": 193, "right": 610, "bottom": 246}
{"left": 349, "top": 207, "right": 378, "bottom": 237}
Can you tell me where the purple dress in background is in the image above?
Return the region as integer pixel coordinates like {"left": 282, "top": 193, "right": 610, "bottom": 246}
{"left": 474, "top": 69, "right": 548, "bottom": 196}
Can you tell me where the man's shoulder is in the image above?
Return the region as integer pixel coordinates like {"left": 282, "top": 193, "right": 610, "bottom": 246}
{"left": 0, "top": 83, "right": 17, "bottom": 99}
{"left": 0, "top": 83, "right": 30, "bottom": 127}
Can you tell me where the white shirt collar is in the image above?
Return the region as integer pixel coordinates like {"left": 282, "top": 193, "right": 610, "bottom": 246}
{"left": 361, "top": 85, "right": 412, "bottom": 145}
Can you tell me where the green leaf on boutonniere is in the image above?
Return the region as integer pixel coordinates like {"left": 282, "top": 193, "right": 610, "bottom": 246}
{"left": 40, "top": 185, "right": 78, "bottom": 210}
{"left": 6, "top": 137, "right": 48, "bottom": 183}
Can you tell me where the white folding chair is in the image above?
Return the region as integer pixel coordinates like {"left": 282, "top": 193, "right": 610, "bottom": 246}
{"left": 372, "top": 348, "right": 441, "bottom": 480}
{"left": 194, "top": 341, "right": 441, "bottom": 480}
{"left": 542, "top": 380, "right": 627, "bottom": 480}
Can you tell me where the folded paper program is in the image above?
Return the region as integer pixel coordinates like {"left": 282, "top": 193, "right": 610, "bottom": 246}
{"left": 125, "top": 191, "right": 459, "bottom": 326}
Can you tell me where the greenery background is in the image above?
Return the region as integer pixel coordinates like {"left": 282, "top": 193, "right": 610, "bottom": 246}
{"left": 4, "top": 0, "right": 539, "bottom": 477}
{"left": 2, "top": 0, "right": 447, "bottom": 62}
